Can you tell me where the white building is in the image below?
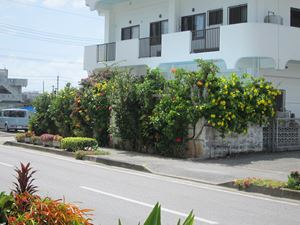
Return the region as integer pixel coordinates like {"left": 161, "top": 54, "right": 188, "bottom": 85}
{"left": 84, "top": 0, "right": 300, "bottom": 117}
{"left": 0, "top": 69, "right": 27, "bottom": 109}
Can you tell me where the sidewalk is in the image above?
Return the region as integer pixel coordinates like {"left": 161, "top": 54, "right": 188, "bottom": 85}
{"left": 4, "top": 140, "right": 300, "bottom": 185}
{"left": 87, "top": 147, "right": 300, "bottom": 185}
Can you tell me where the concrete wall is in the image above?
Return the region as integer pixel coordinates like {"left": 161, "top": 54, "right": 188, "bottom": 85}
{"left": 187, "top": 120, "right": 263, "bottom": 159}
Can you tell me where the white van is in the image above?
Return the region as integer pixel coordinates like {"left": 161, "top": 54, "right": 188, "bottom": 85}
{"left": 0, "top": 109, "right": 32, "bottom": 132}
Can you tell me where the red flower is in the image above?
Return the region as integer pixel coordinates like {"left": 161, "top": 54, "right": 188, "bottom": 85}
{"left": 176, "top": 137, "right": 182, "bottom": 143}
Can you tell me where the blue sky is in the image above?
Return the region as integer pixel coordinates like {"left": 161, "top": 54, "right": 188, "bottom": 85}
{"left": 0, "top": 0, "right": 104, "bottom": 92}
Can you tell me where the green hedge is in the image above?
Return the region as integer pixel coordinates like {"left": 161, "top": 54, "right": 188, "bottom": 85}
{"left": 61, "top": 137, "right": 98, "bottom": 152}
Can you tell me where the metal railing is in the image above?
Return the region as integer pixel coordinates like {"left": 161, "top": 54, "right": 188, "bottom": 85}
{"left": 191, "top": 27, "right": 220, "bottom": 53}
{"left": 139, "top": 36, "right": 162, "bottom": 58}
{"left": 97, "top": 42, "right": 116, "bottom": 62}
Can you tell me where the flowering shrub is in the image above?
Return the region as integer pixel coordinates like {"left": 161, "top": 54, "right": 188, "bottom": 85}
{"left": 40, "top": 134, "right": 54, "bottom": 142}
{"left": 24, "top": 131, "right": 34, "bottom": 138}
{"left": 234, "top": 177, "right": 287, "bottom": 190}
{"left": 72, "top": 70, "right": 112, "bottom": 146}
{"left": 149, "top": 60, "right": 280, "bottom": 156}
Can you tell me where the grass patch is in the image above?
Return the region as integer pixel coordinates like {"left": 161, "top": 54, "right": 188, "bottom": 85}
{"left": 74, "top": 149, "right": 110, "bottom": 160}
{"left": 234, "top": 178, "right": 287, "bottom": 190}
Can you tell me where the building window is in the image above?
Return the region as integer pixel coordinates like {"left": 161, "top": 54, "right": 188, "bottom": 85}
{"left": 181, "top": 13, "right": 206, "bottom": 31}
{"left": 291, "top": 8, "right": 300, "bottom": 27}
{"left": 121, "top": 25, "right": 140, "bottom": 40}
{"left": 208, "top": 9, "right": 223, "bottom": 26}
{"left": 150, "top": 20, "right": 168, "bottom": 45}
{"left": 229, "top": 5, "right": 247, "bottom": 24}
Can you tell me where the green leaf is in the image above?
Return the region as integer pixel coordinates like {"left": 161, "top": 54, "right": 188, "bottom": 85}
{"left": 143, "top": 203, "right": 161, "bottom": 225}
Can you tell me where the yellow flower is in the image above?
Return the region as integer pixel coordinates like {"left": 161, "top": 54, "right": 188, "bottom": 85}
{"left": 211, "top": 114, "right": 216, "bottom": 118}
{"left": 232, "top": 114, "right": 236, "bottom": 119}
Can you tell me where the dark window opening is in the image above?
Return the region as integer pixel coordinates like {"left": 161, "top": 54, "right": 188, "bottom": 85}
{"left": 150, "top": 20, "right": 168, "bottom": 45}
{"left": 182, "top": 14, "right": 206, "bottom": 40}
{"left": 291, "top": 8, "right": 300, "bottom": 27}
{"left": 229, "top": 5, "right": 247, "bottom": 24}
{"left": 0, "top": 86, "right": 11, "bottom": 94}
{"left": 209, "top": 9, "right": 223, "bottom": 26}
{"left": 121, "top": 25, "right": 140, "bottom": 40}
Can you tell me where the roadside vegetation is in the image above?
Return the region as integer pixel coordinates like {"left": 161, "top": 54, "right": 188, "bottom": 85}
{"left": 0, "top": 163, "right": 195, "bottom": 224}
{"left": 24, "top": 60, "right": 280, "bottom": 158}
{"left": 234, "top": 171, "right": 300, "bottom": 191}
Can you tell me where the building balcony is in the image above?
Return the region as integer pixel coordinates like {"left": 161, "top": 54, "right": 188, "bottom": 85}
{"left": 0, "top": 94, "right": 23, "bottom": 102}
{"left": 84, "top": 23, "right": 300, "bottom": 72}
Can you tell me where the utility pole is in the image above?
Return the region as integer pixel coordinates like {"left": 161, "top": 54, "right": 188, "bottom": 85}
{"left": 42, "top": 80, "right": 44, "bottom": 93}
{"left": 52, "top": 85, "right": 55, "bottom": 94}
{"left": 57, "top": 75, "right": 59, "bottom": 91}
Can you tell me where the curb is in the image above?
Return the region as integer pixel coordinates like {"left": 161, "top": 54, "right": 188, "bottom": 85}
{"left": 3, "top": 141, "right": 152, "bottom": 174}
{"left": 4, "top": 141, "right": 73, "bottom": 157}
{"left": 220, "top": 181, "right": 300, "bottom": 201}
{"left": 84, "top": 155, "right": 152, "bottom": 173}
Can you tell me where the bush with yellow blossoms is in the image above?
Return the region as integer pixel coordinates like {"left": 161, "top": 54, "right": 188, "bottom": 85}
{"left": 150, "top": 59, "right": 281, "bottom": 156}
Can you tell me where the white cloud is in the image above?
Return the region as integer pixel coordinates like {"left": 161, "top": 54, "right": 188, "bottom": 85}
{"left": 42, "top": 0, "right": 85, "bottom": 9}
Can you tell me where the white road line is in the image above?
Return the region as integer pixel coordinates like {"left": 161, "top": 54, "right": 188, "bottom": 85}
{"left": 2, "top": 147, "right": 299, "bottom": 206}
{"left": 0, "top": 162, "right": 13, "bottom": 167}
{"left": 80, "top": 186, "right": 218, "bottom": 225}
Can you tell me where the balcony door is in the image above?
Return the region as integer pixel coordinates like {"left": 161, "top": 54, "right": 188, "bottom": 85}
{"left": 150, "top": 20, "right": 168, "bottom": 45}
{"left": 181, "top": 13, "right": 206, "bottom": 39}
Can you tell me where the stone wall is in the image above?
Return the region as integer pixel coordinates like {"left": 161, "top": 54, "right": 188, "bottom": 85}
{"left": 187, "top": 120, "right": 263, "bottom": 159}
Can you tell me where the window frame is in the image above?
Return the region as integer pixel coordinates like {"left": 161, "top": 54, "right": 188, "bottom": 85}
{"left": 228, "top": 4, "right": 248, "bottom": 25}
{"left": 208, "top": 8, "right": 223, "bottom": 26}
{"left": 121, "top": 25, "right": 140, "bottom": 41}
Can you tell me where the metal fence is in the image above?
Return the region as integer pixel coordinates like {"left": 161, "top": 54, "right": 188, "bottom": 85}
{"left": 263, "top": 118, "right": 300, "bottom": 151}
{"left": 191, "top": 27, "right": 220, "bottom": 53}
{"left": 97, "top": 42, "right": 116, "bottom": 62}
{"left": 139, "top": 37, "right": 162, "bottom": 58}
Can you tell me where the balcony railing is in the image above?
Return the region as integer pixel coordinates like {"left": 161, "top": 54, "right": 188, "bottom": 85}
{"left": 97, "top": 42, "right": 116, "bottom": 62}
{"left": 139, "top": 36, "right": 162, "bottom": 58}
{"left": 191, "top": 27, "right": 220, "bottom": 53}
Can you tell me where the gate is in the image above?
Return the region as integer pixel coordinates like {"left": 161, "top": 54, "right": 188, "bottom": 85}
{"left": 263, "top": 118, "right": 300, "bottom": 151}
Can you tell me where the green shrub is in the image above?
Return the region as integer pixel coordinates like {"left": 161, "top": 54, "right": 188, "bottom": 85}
{"left": 15, "top": 133, "right": 25, "bottom": 142}
{"left": 287, "top": 171, "right": 300, "bottom": 190}
{"left": 61, "top": 137, "right": 98, "bottom": 152}
{"left": 0, "top": 192, "right": 14, "bottom": 224}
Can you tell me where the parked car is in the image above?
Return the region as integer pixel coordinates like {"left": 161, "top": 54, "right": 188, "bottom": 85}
{"left": 0, "top": 109, "right": 32, "bottom": 132}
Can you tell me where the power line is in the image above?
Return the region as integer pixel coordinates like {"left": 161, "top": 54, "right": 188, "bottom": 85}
{"left": 6, "top": 0, "right": 101, "bottom": 21}
{"left": 0, "top": 54, "right": 82, "bottom": 65}
{"left": 0, "top": 23, "right": 101, "bottom": 42}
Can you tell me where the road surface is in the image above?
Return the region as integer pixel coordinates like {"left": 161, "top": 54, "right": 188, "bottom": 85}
{"left": 0, "top": 144, "right": 299, "bottom": 225}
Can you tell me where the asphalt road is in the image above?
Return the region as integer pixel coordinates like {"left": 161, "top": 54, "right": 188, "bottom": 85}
{"left": 0, "top": 145, "right": 300, "bottom": 225}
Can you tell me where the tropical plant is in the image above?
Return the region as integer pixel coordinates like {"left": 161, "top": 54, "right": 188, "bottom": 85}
{"left": 7, "top": 193, "right": 93, "bottom": 225}
{"left": 0, "top": 192, "right": 14, "bottom": 224}
{"left": 61, "top": 137, "right": 98, "bottom": 152}
{"left": 287, "top": 171, "right": 300, "bottom": 190}
{"left": 13, "top": 162, "right": 38, "bottom": 195}
{"left": 108, "top": 70, "right": 143, "bottom": 151}
{"left": 29, "top": 92, "right": 58, "bottom": 135}
{"left": 118, "top": 203, "right": 194, "bottom": 225}
{"left": 49, "top": 83, "right": 77, "bottom": 137}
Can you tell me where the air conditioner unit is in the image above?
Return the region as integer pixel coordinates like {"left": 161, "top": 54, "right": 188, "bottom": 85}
{"left": 264, "top": 14, "right": 283, "bottom": 25}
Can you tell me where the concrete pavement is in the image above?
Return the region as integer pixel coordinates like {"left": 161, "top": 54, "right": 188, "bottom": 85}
{"left": 0, "top": 145, "right": 300, "bottom": 225}
{"left": 88, "top": 147, "right": 300, "bottom": 185}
